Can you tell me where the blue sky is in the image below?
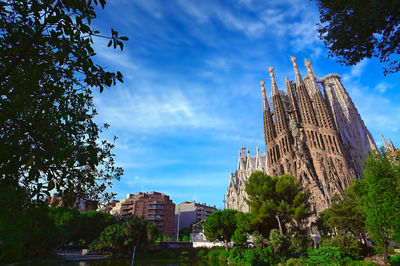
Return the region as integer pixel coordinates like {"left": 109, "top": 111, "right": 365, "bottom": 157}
{"left": 91, "top": 0, "right": 400, "bottom": 209}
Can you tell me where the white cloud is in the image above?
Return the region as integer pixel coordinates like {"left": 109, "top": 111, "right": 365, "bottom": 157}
{"left": 342, "top": 60, "right": 369, "bottom": 81}
{"left": 94, "top": 86, "right": 226, "bottom": 133}
{"left": 374, "top": 82, "right": 393, "bottom": 93}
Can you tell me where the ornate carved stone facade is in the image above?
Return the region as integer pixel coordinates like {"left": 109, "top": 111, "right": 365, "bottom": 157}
{"left": 227, "top": 57, "right": 377, "bottom": 214}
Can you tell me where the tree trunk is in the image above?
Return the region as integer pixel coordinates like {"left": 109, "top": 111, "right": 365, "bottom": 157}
{"left": 275, "top": 215, "right": 283, "bottom": 235}
{"left": 224, "top": 239, "right": 229, "bottom": 252}
{"left": 383, "top": 242, "right": 388, "bottom": 264}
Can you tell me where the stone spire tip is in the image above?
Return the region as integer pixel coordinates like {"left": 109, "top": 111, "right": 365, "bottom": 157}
{"left": 269, "top": 66, "right": 278, "bottom": 96}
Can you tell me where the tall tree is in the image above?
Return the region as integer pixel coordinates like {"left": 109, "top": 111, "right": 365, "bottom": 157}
{"left": 320, "top": 189, "right": 367, "bottom": 244}
{"left": 0, "top": 0, "right": 127, "bottom": 203}
{"left": 314, "top": 0, "right": 400, "bottom": 74}
{"left": 353, "top": 149, "right": 400, "bottom": 264}
{"left": 203, "top": 209, "right": 238, "bottom": 252}
{"left": 245, "top": 171, "right": 311, "bottom": 236}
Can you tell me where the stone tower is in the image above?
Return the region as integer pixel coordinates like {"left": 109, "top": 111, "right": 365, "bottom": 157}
{"left": 226, "top": 57, "right": 377, "bottom": 214}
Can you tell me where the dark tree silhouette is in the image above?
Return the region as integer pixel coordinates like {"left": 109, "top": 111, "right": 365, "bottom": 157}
{"left": 314, "top": 0, "right": 400, "bottom": 74}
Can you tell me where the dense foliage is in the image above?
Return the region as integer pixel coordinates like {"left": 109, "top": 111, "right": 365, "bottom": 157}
{"left": 203, "top": 209, "right": 238, "bottom": 251}
{"left": 245, "top": 172, "right": 310, "bottom": 237}
{"left": 352, "top": 149, "right": 400, "bottom": 263}
{"left": 0, "top": 193, "right": 115, "bottom": 263}
{"left": 314, "top": 0, "right": 400, "bottom": 74}
{"left": 0, "top": 0, "right": 126, "bottom": 203}
{"left": 318, "top": 189, "right": 366, "bottom": 244}
{"left": 90, "top": 215, "right": 159, "bottom": 256}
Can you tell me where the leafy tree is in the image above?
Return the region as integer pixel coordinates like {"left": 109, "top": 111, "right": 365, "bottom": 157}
{"left": 0, "top": 184, "right": 64, "bottom": 262}
{"left": 203, "top": 209, "right": 238, "bottom": 252}
{"left": 178, "top": 224, "right": 193, "bottom": 241}
{"left": 352, "top": 149, "right": 400, "bottom": 264}
{"left": 314, "top": 0, "right": 400, "bottom": 74}
{"left": 313, "top": 209, "right": 333, "bottom": 238}
{"left": 48, "top": 207, "right": 81, "bottom": 244}
{"left": 319, "top": 233, "right": 362, "bottom": 260}
{"left": 232, "top": 230, "right": 248, "bottom": 248}
{"left": 77, "top": 210, "right": 115, "bottom": 245}
{"left": 0, "top": 0, "right": 127, "bottom": 203}
{"left": 269, "top": 229, "right": 290, "bottom": 259}
{"left": 90, "top": 215, "right": 159, "bottom": 256}
{"left": 320, "top": 189, "right": 367, "bottom": 244}
{"left": 245, "top": 171, "right": 311, "bottom": 236}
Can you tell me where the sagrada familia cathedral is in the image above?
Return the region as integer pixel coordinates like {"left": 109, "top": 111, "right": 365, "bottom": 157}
{"left": 226, "top": 57, "right": 378, "bottom": 214}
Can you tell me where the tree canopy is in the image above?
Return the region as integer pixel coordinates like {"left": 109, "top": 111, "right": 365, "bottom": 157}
{"left": 319, "top": 189, "right": 366, "bottom": 243}
{"left": 314, "top": 0, "right": 400, "bottom": 74}
{"left": 0, "top": 0, "right": 127, "bottom": 203}
{"left": 203, "top": 209, "right": 238, "bottom": 251}
{"left": 352, "top": 149, "right": 400, "bottom": 264}
{"left": 245, "top": 172, "right": 311, "bottom": 237}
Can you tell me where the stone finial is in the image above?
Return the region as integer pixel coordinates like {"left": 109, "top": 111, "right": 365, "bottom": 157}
{"left": 256, "top": 147, "right": 260, "bottom": 153}
{"left": 304, "top": 58, "right": 315, "bottom": 79}
{"left": 269, "top": 66, "right": 279, "bottom": 95}
{"left": 290, "top": 56, "right": 297, "bottom": 64}
{"left": 260, "top": 81, "right": 265, "bottom": 88}
{"left": 304, "top": 58, "right": 311, "bottom": 68}
{"left": 269, "top": 66, "right": 275, "bottom": 81}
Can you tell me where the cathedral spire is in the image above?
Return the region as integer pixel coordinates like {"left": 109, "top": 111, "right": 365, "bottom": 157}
{"left": 269, "top": 67, "right": 279, "bottom": 96}
{"left": 381, "top": 134, "right": 388, "bottom": 147}
{"left": 304, "top": 58, "right": 320, "bottom": 95}
{"left": 260, "top": 81, "right": 270, "bottom": 111}
{"left": 286, "top": 76, "right": 299, "bottom": 123}
{"left": 260, "top": 80, "right": 276, "bottom": 144}
{"left": 291, "top": 56, "right": 303, "bottom": 86}
{"left": 290, "top": 56, "right": 318, "bottom": 127}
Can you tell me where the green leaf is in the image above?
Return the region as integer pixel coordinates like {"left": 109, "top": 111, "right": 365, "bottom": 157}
{"left": 48, "top": 180, "right": 55, "bottom": 191}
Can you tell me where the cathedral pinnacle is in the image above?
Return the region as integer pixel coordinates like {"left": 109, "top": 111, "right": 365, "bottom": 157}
{"left": 304, "top": 59, "right": 315, "bottom": 80}
{"left": 268, "top": 66, "right": 279, "bottom": 96}
{"left": 260, "top": 80, "right": 270, "bottom": 111}
{"left": 290, "top": 56, "right": 303, "bottom": 85}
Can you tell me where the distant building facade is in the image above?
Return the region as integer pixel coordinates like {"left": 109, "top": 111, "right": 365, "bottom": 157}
{"left": 174, "top": 201, "right": 217, "bottom": 235}
{"left": 47, "top": 193, "right": 98, "bottom": 212}
{"left": 97, "top": 200, "right": 119, "bottom": 213}
{"left": 227, "top": 57, "right": 377, "bottom": 215}
{"left": 117, "top": 191, "right": 175, "bottom": 238}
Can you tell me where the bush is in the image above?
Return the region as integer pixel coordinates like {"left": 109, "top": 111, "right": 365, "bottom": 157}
{"left": 232, "top": 230, "right": 248, "bottom": 248}
{"left": 226, "top": 246, "right": 279, "bottom": 266}
{"left": 269, "top": 229, "right": 291, "bottom": 260}
{"left": 390, "top": 253, "right": 400, "bottom": 266}
{"left": 197, "top": 248, "right": 208, "bottom": 259}
{"left": 320, "top": 233, "right": 362, "bottom": 260}
{"left": 290, "top": 234, "right": 313, "bottom": 255}
{"left": 285, "top": 257, "right": 308, "bottom": 266}
{"left": 307, "top": 246, "right": 354, "bottom": 265}
{"left": 207, "top": 247, "right": 228, "bottom": 262}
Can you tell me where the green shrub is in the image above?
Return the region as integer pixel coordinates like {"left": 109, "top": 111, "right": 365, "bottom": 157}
{"left": 320, "top": 233, "right": 362, "bottom": 260}
{"left": 197, "top": 248, "right": 208, "bottom": 258}
{"left": 290, "top": 234, "right": 313, "bottom": 254}
{"left": 269, "top": 229, "right": 291, "bottom": 260}
{"left": 207, "top": 247, "right": 228, "bottom": 262}
{"left": 307, "top": 246, "right": 354, "bottom": 265}
{"left": 285, "top": 257, "right": 308, "bottom": 266}
{"left": 232, "top": 230, "right": 248, "bottom": 248}
{"left": 390, "top": 253, "right": 400, "bottom": 266}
